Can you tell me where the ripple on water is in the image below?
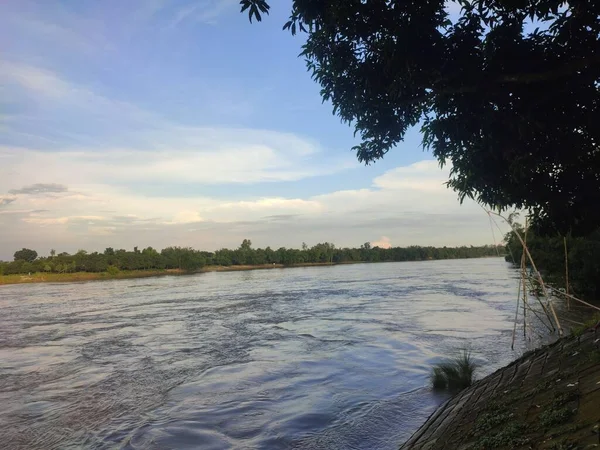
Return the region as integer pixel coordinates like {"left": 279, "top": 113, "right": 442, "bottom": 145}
{"left": 0, "top": 259, "right": 555, "bottom": 449}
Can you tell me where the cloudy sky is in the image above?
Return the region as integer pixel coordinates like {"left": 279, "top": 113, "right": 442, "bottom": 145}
{"left": 0, "top": 0, "right": 507, "bottom": 260}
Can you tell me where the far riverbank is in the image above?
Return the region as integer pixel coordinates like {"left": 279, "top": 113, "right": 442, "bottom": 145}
{"left": 0, "top": 258, "right": 506, "bottom": 286}
{"left": 0, "top": 262, "right": 348, "bottom": 286}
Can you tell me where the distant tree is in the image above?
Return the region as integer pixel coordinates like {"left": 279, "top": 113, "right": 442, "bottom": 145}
{"left": 14, "top": 248, "right": 38, "bottom": 262}
{"left": 104, "top": 247, "right": 115, "bottom": 256}
{"left": 240, "top": 239, "right": 252, "bottom": 250}
{"left": 241, "top": 0, "right": 600, "bottom": 235}
{"left": 50, "top": 249, "right": 56, "bottom": 258}
{"left": 180, "top": 249, "right": 206, "bottom": 272}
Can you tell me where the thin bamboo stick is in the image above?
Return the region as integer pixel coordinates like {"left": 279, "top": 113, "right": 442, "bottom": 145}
{"left": 564, "top": 236, "right": 570, "bottom": 311}
{"left": 523, "top": 303, "right": 555, "bottom": 333}
{"left": 512, "top": 275, "right": 522, "bottom": 350}
{"left": 488, "top": 213, "right": 501, "bottom": 257}
{"left": 487, "top": 210, "right": 563, "bottom": 335}
{"left": 522, "top": 221, "right": 528, "bottom": 337}
{"left": 544, "top": 285, "right": 600, "bottom": 312}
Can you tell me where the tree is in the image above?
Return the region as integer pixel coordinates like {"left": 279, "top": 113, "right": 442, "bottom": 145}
{"left": 14, "top": 248, "right": 38, "bottom": 262}
{"left": 50, "top": 249, "right": 56, "bottom": 258}
{"left": 241, "top": 0, "right": 600, "bottom": 235}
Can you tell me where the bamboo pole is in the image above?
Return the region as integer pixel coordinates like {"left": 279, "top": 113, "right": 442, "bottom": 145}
{"left": 522, "top": 221, "right": 528, "bottom": 337}
{"left": 544, "top": 285, "right": 600, "bottom": 313}
{"left": 523, "top": 302, "right": 555, "bottom": 333}
{"left": 485, "top": 209, "right": 555, "bottom": 331}
{"left": 487, "top": 210, "right": 563, "bottom": 335}
{"left": 564, "top": 236, "right": 570, "bottom": 311}
{"left": 511, "top": 275, "right": 522, "bottom": 350}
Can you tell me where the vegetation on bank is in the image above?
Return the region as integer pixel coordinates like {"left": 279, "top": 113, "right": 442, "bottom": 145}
{"left": 0, "top": 240, "right": 502, "bottom": 280}
{"left": 431, "top": 350, "right": 477, "bottom": 392}
{"left": 504, "top": 226, "right": 600, "bottom": 300}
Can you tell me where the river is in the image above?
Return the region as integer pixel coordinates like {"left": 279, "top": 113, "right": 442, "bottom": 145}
{"left": 0, "top": 258, "right": 552, "bottom": 449}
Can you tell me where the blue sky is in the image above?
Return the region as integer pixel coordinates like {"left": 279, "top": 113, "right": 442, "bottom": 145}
{"left": 0, "top": 0, "right": 506, "bottom": 259}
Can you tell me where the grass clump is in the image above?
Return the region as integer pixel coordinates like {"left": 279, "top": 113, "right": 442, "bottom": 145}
{"left": 539, "top": 407, "right": 575, "bottom": 428}
{"left": 572, "top": 313, "right": 600, "bottom": 336}
{"left": 551, "top": 391, "right": 579, "bottom": 409}
{"left": 473, "top": 410, "right": 513, "bottom": 433}
{"left": 431, "top": 350, "right": 477, "bottom": 391}
{"left": 474, "top": 422, "right": 528, "bottom": 449}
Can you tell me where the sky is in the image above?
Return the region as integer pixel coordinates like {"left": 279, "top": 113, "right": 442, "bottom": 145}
{"left": 0, "top": 0, "right": 508, "bottom": 260}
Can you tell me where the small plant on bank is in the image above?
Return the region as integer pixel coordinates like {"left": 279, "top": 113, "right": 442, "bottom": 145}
{"left": 431, "top": 349, "right": 478, "bottom": 391}
{"left": 571, "top": 313, "right": 600, "bottom": 337}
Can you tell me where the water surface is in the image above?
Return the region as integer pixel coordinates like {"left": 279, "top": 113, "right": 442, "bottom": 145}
{"left": 0, "top": 259, "right": 548, "bottom": 449}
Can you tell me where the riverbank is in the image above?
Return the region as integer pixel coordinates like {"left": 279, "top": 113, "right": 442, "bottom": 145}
{"left": 401, "top": 330, "right": 600, "bottom": 449}
{"left": 0, "top": 262, "right": 342, "bottom": 285}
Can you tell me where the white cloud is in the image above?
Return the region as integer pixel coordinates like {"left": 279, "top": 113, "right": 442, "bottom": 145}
{"left": 371, "top": 236, "right": 392, "bottom": 249}
{"left": 0, "top": 61, "right": 70, "bottom": 97}
{"left": 22, "top": 216, "right": 69, "bottom": 225}
{"left": 373, "top": 160, "right": 448, "bottom": 192}
{"left": 0, "top": 157, "right": 512, "bottom": 259}
{"left": 1, "top": 62, "right": 355, "bottom": 185}
{"left": 0, "top": 139, "right": 351, "bottom": 187}
{"left": 170, "top": 210, "right": 204, "bottom": 224}
{"left": 169, "top": 0, "right": 238, "bottom": 26}
{"left": 0, "top": 53, "right": 511, "bottom": 259}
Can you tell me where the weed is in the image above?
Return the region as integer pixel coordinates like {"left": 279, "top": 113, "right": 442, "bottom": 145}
{"left": 539, "top": 407, "right": 575, "bottom": 428}
{"left": 473, "top": 410, "right": 513, "bottom": 433}
{"left": 547, "top": 438, "right": 581, "bottom": 450}
{"left": 474, "top": 422, "right": 528, "bottom": 449}
{"left": 571, "top": 313, "right": 600, "bottom": 336}
{"left": 551, "top": 391, "right": 579, "bottom": 409}
{"left": 431, "top": 349, "right": 478, "bottom": 391}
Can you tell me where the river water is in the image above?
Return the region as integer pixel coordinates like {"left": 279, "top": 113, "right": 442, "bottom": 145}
{"left": 0, "top": 258, "right": 553, "bottom": 449}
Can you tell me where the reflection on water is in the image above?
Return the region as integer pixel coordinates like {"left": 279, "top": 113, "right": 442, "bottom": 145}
{"left": 0, "top": 259, "right": 554, "bottom": 449}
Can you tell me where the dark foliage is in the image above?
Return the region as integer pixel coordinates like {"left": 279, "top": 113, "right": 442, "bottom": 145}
{"left": 13, "top": 248, "right": 38, "bottom": 263}
{"left": 505, "top": 227, "right": 600, "bottom": 299}
{"left": 241, "top": 0, "right": 600, "bottom": 236}
{"left": 0, "top": 241, "right": 501, "bottom": 275}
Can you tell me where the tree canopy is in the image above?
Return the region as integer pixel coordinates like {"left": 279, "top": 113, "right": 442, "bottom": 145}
{"left": 14, "top": 248, "right": 38, "bottom": 263}
{"left": 0, "top": 241, "right": 501, "bottom": 276}
{"left": 240, "top": 0, "right": 600, "bottom": 236}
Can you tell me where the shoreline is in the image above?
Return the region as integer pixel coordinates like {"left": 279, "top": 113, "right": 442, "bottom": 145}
{"left": 0, "top": 262, "right": 343, "bottom": 286}
{"left": 0, "top": 257, "right": 505, "bottom": 286}
{"left": 401, "top": 330, "right": 600, "bottom": 449}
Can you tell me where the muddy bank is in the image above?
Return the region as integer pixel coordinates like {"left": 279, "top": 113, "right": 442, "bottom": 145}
{"left": 402, "top": 330, "right": 600, "bottom": 449}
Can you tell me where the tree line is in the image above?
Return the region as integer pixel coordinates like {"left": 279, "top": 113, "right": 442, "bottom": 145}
{"left": 1, "top": 239, "right": 502, "bottom": 276}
